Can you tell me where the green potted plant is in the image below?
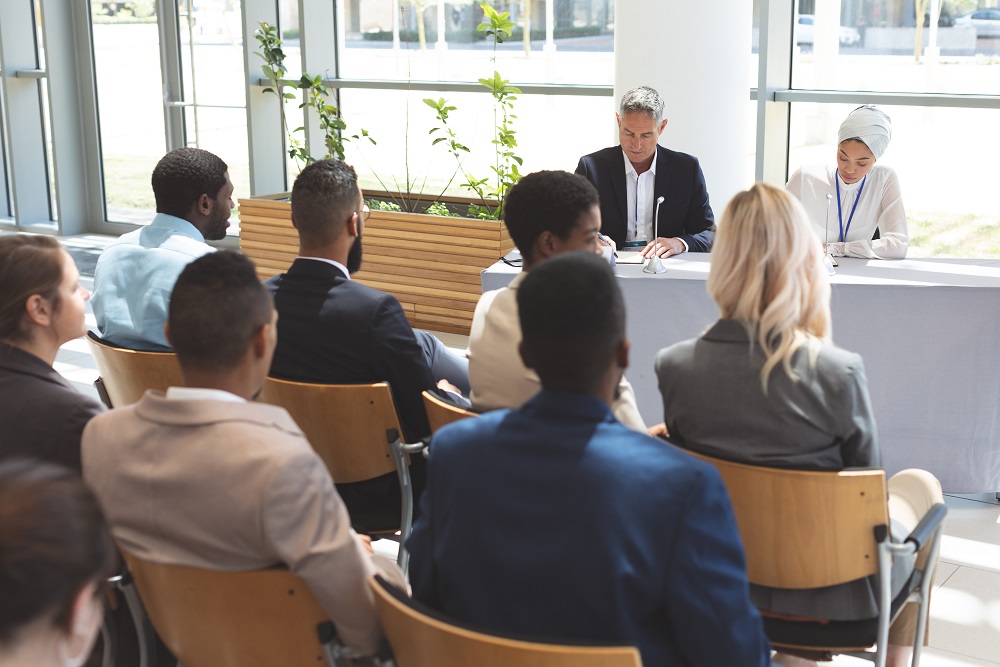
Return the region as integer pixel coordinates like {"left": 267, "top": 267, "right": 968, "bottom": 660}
{"left": 239, "top": 7, "right": 519, "bottom": 335}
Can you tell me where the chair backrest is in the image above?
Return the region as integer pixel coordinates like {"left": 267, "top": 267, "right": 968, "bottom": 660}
{"left": 422, "top": 390, "right": 477, "bottom": 434}
{"left": 687, "top": 451, "right": 889, "bottom": 589}
{"left": 86, "top": 331, "right": 182, "bottom": 408}
{"left": 258, "top": 378, "right": 403, "bottom": 483}
{"left": 120, "top": 549, "right": 333, "bottom": 667}
{"left": 370, "top": 577, "right": 643, "bottom": 667}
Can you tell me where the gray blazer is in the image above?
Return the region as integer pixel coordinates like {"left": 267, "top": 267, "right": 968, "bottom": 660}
{"left": 82, "top": 392, "right": 403, "bottom": 655}
{"left": 655, "top": 319, "right": 886, "bottom": 620}
{"left": 655, "top": 319, "right": 879, "bottom": 471}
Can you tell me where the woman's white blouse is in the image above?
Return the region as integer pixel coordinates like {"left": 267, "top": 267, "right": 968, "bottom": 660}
{"left": 786, "top": 164, "right": 908, "bottom": 259}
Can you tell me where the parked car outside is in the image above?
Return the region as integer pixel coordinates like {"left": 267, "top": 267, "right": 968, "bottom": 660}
{"left": 956, "top": 9, "right": 1000, "bottom": 38}
{"left": 795, "top": 15, "right": 862, "bottom": 47}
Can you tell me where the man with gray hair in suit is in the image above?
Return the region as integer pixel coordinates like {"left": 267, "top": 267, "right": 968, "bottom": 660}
{"left": 576, "top": 85, "right": 715, "bottom": 257}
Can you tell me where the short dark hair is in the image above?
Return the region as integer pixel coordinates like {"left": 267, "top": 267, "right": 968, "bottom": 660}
{"left": 291, "top": 159, "right": 360, "bottom": 246}
{"left": 151, "top": 147, "right": 229, "bottom": 218}
{"left": 517, "top": 252, "right": 625, "bottom": 391}
{"left": 0, "top": 459, "right": 117, "bottom": 645}
{"left": 503, "top": 171, "right": 599, "bottom": 263}
{"left": 0, "top": 235, "right": 65, "bottom": 342}
{"left": 168, "top": 251, "right": 273, "bottom": 373}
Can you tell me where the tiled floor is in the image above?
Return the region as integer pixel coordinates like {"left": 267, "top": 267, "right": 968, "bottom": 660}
{"left": 57, "top": 237, "right": 1000, "bottom": 666}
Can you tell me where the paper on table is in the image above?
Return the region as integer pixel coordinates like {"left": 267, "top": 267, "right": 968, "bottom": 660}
{"left": 616, "top": 251, "right": 646, "bottom": 265}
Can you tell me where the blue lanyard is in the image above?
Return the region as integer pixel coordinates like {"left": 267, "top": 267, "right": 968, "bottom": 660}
{"left": 835, "top": 174, "right": 866, "bottom": 243}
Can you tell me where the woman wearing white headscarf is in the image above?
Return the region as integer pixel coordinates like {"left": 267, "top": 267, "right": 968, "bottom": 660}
{"left": 786, "top": 105, "right": 907, "bottom": 259}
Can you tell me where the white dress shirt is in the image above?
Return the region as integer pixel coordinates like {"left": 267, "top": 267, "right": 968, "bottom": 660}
{"left": 786, "top": 164, "right": 908, "bottom": 259}
{"left": 623, "top": 149, "right": 658, "bottom": 244}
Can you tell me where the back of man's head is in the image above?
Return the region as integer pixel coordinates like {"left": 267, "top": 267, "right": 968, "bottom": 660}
{"left": 503, "top": 171, "right": 599, "bottom": 264}
{"left": 151, "top": 147, "right": 229, "bottom": 218}
{"left": 291, "top": 159, "right": 360, "bottom": 247}
{"left": 168, "top": 251, "right": 273, "bottom": 374}
{"left": 517, "top": 252, "right": 625, "bottom": 392}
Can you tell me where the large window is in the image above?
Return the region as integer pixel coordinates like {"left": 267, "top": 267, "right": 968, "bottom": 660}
{"left": 753, "top": 0, "right": 1000, "bottom": 258}
{"left": 90, "top": 0, "right": 250, "bottom": 227}
{"left": 91, "top": 1, "right": 165, "bottom": 222}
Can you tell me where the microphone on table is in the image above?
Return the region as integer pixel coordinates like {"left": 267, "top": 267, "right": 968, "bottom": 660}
{"left": 824, "top": 193, "right": 838, "bottom": 274}
{"left": 643, "top": 195, "right": 668, "bottom": 275}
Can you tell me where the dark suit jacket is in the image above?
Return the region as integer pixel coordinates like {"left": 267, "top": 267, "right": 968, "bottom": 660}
{"left": 265, "top": 258, "right": 435, "bottom": 443}
{"left": 0, "top": 344, "right": 105, "bottom": 471}
{"left": 407, "top": 389, "right": 770, "bottom": 667}
{"left": 576, "top": 144, "right": 716, "bottom": 251}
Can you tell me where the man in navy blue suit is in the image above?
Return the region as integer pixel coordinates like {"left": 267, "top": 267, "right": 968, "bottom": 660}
{"left": 576, "top": 85, "right": 715, "bottom": 257}
{"left": 407, "top": 252, "right": 770, "bottom": 666}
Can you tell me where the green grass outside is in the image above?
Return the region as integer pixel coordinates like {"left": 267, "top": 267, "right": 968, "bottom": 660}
{"left": 908, "top": 210, "right": 1000, "bottom": 259}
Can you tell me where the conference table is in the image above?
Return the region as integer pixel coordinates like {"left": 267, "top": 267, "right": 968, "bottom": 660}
{"left": 482, "top": 253, "right": 1000, "bottom": 493}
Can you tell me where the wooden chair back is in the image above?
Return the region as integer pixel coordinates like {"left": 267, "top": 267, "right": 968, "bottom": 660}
{"left": 687, "top": 451, "right": 889, "bottom": 589}
{"left": 86, "top": 331, "right": 182, "bottom": 407}
{"left": 370, "top": 577, "right": 643, "bottom": 667}
{"left": 258, "top": 378, "right": 404, "bottom": 484}
{"left": 120, "top": 549, "right": 333, "bottom": 667}
{"left": 422, "top": 390, "right": 477, "bottom": 434}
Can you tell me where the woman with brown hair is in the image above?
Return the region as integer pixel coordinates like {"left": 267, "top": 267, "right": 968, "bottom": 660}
{"left": 0, "top": 235, "right": 104, "bottom": 469}
{"left": 0, "top": 459, "right": 117, "bottom": 667}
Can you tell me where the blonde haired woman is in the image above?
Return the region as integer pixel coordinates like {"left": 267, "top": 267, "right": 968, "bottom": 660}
{"left": 654, "top": 182, "right": 938, "bottom": 667}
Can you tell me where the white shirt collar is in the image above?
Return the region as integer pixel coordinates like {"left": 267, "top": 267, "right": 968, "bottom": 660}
{"left": 622, "top": 148, "right": 658, "bottom": 177}
{"left": 300, "top": 256, "right": 351, "bottom": 280}
{"left": 165, "top": 387, "right": 246, "bottom": 403}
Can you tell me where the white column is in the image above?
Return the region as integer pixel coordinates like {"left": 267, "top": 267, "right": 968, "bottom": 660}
{"left": 614, "top": 2, "right": 752, "bottom": 214}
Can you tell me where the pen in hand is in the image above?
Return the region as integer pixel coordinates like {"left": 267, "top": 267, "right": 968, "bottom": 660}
{"left": 596, "top": 231, "right": 618, "bottom": 258}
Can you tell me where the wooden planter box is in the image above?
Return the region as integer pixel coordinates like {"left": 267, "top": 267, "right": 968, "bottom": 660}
{"left": 238, "top": 193, "right": 514, "bottom": 335}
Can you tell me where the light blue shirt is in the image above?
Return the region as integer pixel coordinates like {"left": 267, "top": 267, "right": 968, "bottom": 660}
{"left": 91, "top": 213, "right": 214, "bottom": 351}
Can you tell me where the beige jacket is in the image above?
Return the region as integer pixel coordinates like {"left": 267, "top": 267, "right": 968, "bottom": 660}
{"left": 82, "top": 391, "right": 403, "bottom": 655}
{"left": 468, "top": 272, "right": 646, "bottom": 430}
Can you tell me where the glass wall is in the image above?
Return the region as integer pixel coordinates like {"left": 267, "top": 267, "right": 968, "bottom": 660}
{"left": 90, "top": 0, "right": 165, "bottom": 222}
{"left": 338, "top": 0, "right": 614, "bottom": 85}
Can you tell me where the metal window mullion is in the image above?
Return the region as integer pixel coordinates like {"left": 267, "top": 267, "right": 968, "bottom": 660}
{"left": 0, "top": 0, "right": 51, "bottom": 227}
{"left": 39, "top": 0, "right": 97, "bottom": 236}
{"left": 773, "top": 89, "right": 1000, "bottom": 109}
{"left": 241, "top": 0, "right": 284, "bottom": 196}
{"left": 299, "top": 0, "right": 337, "bottom": 161}
{"left": 755, "top": 0, "right": 793, "bottom": 185}
{"left": 157, "top": 0, "right": 185, "bottom": 150}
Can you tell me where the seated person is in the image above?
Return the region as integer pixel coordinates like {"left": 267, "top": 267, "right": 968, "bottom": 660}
{"left": 0, "top": 459, "right": 117, "bottom": 667}
{"left": 83, "top": 251, "right": 404, "bottom": 657}
{"left": 0, "top": 235, "right": 104, "bottom": 470}
{"left": 786, "top": 105, "right": 907, "bottom": 259}
{"left": 265, "top": 158, "right": 465, "bottom": 531}
{"left": 654, "top": 182, "right": 940, "bottom": 667}
{"left": 91, "top": 147, "right": 234, "bottom": 350}
{"left": 408, "top": 252, "right": 770, "bottom": 667}
{"left": 468, "top": 170, "right": 645, "bottom": 430}
{"left": 576, "top": 85, "right": 715, "bottom": 256}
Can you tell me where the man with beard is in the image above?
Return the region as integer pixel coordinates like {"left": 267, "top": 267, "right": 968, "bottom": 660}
{"left": 266, "top": 158, "right": 464, "bottom": 532}
{"left": 91, "top": 147, "right": 234, "bottom": 350}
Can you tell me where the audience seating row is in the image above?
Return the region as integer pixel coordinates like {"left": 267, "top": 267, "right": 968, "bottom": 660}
{"left": 85, "top": 332, "right": 946, "bottom": 666}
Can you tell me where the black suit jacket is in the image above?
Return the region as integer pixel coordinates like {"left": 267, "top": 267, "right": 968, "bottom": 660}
{"left": 265, "top": 258, "right": 435, "bottom": 443}
{"left": 576, "top": 145, "right": 715, "bottom": 251}
{"left": 0, "top": 344, "right": 105, "bottom": 471}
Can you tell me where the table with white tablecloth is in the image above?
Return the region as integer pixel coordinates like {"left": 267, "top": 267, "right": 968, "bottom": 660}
{"left": 481, "top": 254, "right": 1000, "bottom": 493}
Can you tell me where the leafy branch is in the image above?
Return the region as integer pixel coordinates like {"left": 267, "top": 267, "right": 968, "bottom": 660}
{"left": 254, "top": 22, "right": 373, "bottom": 169}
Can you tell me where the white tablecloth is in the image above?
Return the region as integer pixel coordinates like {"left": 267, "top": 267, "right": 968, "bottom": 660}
{"left": 482, "top": 254, "right": 1000, "bottom": 493}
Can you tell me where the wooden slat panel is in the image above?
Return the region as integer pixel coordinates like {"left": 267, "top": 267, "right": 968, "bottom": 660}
{"left": 359, "top": 260, "right": 484, "bottom": 280}
{"left": 364, "top": 227, "right": 501, "bottom": 250}
{"left": 352, "top": 270, "right": 482, "bottom": 295}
